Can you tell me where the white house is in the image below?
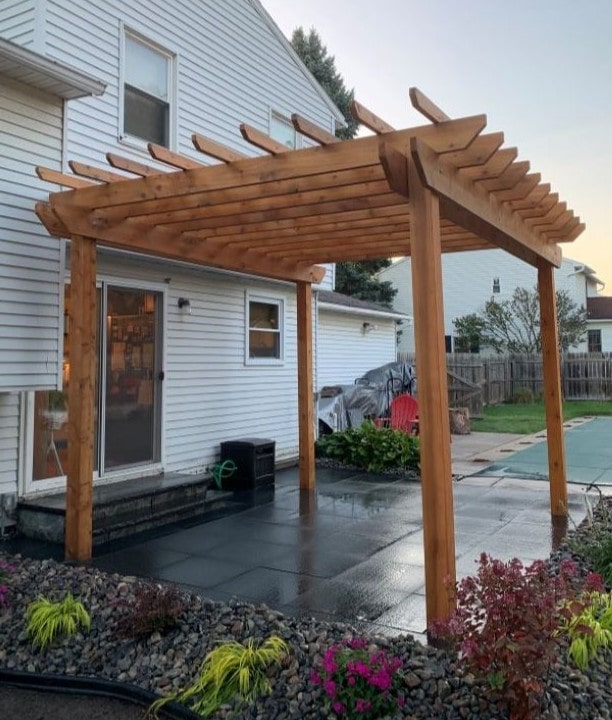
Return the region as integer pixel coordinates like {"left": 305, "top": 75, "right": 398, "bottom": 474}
{"left": 0, "top": 0, "right": 399, "bottom": 517}
{"left": 586, "top": 297, "right": 612, "bottom": 352}
{"left": 378, "top": 251, "right": 603, "bottom": 355}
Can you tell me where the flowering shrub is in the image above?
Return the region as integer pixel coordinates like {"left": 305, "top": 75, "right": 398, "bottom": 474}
{"left": 310, "top": 638, "right": 405, "bottom": 719}
{"left": 430, "top": 555, "right": 600, "bottom": 720}
{"left": 0, "top": 556, "right": 13, "bottom": 609}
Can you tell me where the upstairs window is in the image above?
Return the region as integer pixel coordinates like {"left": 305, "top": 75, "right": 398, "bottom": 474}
{"left": 492, "top": 277, "right": 501, "bottom": 294}
{"left": 270, "top": 111, "right": 300, "bottom": 150}
{"left": 122, "top": 31, "right": 174, "bottom": 147}
{"left": 246, "top": 294, "right": 283, "bottom": 362}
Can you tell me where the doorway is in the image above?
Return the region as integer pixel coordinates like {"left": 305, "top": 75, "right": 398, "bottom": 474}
{"left": 29, "top": 283, "right": 163, "bottom": 489}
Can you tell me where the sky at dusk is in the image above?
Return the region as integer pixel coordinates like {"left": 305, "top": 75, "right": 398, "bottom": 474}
{"left": 261, "top": 0, "right": 612, "bottom": 289}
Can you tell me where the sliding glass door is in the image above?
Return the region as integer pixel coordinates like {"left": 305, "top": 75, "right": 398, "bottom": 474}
{"left": 30, "top": 283, "right": 163, "bottom": 485}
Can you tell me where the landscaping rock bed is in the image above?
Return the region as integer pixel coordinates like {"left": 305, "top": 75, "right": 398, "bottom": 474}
{"left": 0, "top": 499, "right": 610, "bottom": 719}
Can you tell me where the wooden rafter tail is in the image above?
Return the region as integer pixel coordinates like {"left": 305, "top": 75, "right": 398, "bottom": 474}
{"left": 507, "top": 183, "right": 552, "bottom": 211}
{"left": 35, "top": 201, "right": 70, "bottom": 236}
{"left": 239, "top": 123, "right": 290, "bottom": 154}
{"left": 496, "top": 173, "right": 541, "bottom": 203}
{"left": 525, "top": 200, "right": 567, "bottom": 228}
{"left": 478, "top": 160, "right": 530, "bottom": 192}
{"left": 36, "top": 166, "right": 96, "bottom": 189}
{"left": 349, "top": 99, "right": 395, "bottom": 134}
{"left": 191, "top": 133, "right": 247, "bottom": 163}
{"left": 106, "top": 153, "right": 159, "bottom": 177}
{"left": 291, "top": 114, "right": 340, "bottom": 145}
{"left": 148, "top": 142, "right": 205, "bottom": 170}
{"left": 541, "top": 211, "right": 577, "bottom": 239}
{"left": 409, "top": 87, "right": 450, "bottom": 124}
{"left": 460, "top": 147, "right": 518, "bottom": 180}
{"left": 69, "top": 161, "right": 128, "bottom": 184}
{"left": 445, "top": 132, "right": 504, "bottom": 169}
{"left": 556, "top": 221, "right": 585, "bottom": 243}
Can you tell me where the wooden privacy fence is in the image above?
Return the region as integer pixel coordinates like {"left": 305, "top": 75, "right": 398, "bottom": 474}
{"left": 398, "top": 351, "right": 612, "bottom": 408}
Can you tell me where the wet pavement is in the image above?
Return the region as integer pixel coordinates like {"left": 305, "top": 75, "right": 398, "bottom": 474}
{"left": 4, "top": 432, "right": 604, "bottom": 639}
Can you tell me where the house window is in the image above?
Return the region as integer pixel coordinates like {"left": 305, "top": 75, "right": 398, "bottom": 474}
{"left": 588, "top": 329, "right": 602, "bottom": 353}
{"left": 270, "top": 111, "right": 300, "bottom": 149}
{"left": 492, "top": 277, "right": 501, "bottom": 294}
{"left": 246, "top": 295, "right": 283, "bottom": 361}
{"left": 122, "top": 31, "right": 174, "bottom": 146}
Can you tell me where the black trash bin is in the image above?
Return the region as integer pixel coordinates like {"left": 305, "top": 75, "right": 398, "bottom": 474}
{"left": 219, "top": 438, "right": 275, "bottom": 490}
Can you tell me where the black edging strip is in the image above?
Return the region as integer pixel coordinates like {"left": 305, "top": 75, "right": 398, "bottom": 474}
{"left": 0, "top": 669, "right": 201, "bottom": 720}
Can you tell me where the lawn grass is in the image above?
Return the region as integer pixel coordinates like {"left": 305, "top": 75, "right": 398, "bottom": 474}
{"left": 472, "top": 400, "right": 612, "bottom": 434}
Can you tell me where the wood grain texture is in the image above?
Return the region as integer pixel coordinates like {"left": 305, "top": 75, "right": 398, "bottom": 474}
{"left": 296, "top": 281, "right": 315, "bottom": 490}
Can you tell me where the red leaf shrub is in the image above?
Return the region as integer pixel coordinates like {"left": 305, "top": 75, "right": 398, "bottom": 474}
{"left": 430, "top": 554, "right": 593, "bottom": 720}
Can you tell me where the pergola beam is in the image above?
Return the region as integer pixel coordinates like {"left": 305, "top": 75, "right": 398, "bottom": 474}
{"left": 409, "top": 138, "right": 561, "bottom": 267}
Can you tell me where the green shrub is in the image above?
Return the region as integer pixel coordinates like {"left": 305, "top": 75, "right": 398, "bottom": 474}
{"left": 568, "top": 491, "right": 612, "bottom": 588}
{"left": 150, "top": 636, "right": 289, "bottom": 717}
{"left": 316, "top": 421, "right": 419, "bottom": 474}
{"left": 558, "top": 591, "right": 612, "bottom": 669}
{"left": 26, "top": 592, "right": 91, "bottom": 648}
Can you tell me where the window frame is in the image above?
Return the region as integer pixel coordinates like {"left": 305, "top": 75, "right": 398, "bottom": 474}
{"left": 588, "top": 328, "right": 602, "bottom": 353}
{"left": 245, "top": 292, "right": 284, "bottom": 365}
{"left": 119, "top": 26, "right": 177, "bottom": 150}
{"left": 269, "top": 109, "right": 302, "bottom": 150}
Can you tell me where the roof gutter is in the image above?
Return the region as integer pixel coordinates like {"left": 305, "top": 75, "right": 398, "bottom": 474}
{"left": 0, "top": 37, "right": 106, "bottom": 99}
{"left": 318, "top": 301, "right": 411, "bottom": 322}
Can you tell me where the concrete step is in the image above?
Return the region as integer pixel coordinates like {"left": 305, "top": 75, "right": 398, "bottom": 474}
{"left": 17, "top": 473, "right": 240, "bottom": 546}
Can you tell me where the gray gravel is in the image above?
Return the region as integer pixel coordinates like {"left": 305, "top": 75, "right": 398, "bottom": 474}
{"left": 0, "top": 500, "right": 610, "bottom": 719}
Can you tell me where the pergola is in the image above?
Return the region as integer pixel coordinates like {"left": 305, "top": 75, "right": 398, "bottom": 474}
{"left": 35, "top": 88, "right": 584, "bottom": 626}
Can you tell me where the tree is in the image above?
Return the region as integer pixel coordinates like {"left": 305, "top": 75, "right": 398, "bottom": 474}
{"left": 291, "top": 27, "right": 396, "bottom": 308}
{"left": 291, "top": 27, "right": 359, "bottom": 141}
{"left": 453, "top": 286, "right": 587, "bottom": 354}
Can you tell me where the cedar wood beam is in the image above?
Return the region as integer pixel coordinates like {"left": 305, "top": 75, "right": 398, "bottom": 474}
{"left": 408, "top": 138, "right": 562, "bottom": 267}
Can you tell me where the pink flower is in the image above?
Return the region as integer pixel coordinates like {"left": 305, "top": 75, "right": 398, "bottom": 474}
{"left": 323, "top": 680, "right": 337, "bottom": 698}
{"left": 332, "top": 701, "right": 346, "bottom": 715}
{"left": 355, "top": 698, "right": 372, "bottom": 713}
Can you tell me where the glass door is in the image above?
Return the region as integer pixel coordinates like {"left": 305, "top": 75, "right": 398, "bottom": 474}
{"left": 102, "top": 287, "right": 162, "bottom": 471}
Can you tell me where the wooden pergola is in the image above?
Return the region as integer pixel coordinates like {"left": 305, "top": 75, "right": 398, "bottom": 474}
{"left": 35, "top": 88, "right": 584, "bottom": 626}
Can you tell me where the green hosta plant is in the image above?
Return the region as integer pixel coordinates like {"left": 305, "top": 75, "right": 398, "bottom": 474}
{"left": 558, "top": 591, "right": 612, "bottom": 669}
{"left": 316, "top": 421, "right": 419, "bottom": 473}
{"left": 26, "top": 592, "right": 91, "bottom": 648}
{"left": 150, "top": 635, "right": 289, "bottom": 717}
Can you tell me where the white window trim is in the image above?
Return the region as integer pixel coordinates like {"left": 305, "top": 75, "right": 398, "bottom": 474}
{"left": 269, "top": 108, "right": 302, "bottom": 150}
{"left": 245, "top": 292, "right": 284, "bottom": 365}
{"left": 119, "top": 24, "right": 177, "bottom": 151}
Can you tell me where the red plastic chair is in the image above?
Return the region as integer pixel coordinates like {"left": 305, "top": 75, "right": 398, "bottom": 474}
{"left": 375, "top": 394, "right": 419, "bottom": 435}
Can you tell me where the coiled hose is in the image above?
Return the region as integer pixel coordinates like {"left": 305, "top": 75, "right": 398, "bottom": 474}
{"left": 211, "top": 459, "right": 237, "bottom": 490}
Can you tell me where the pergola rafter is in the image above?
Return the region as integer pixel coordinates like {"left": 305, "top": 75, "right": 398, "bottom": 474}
{"left": 34, "top": 87, "right": 584, "bottom": 630}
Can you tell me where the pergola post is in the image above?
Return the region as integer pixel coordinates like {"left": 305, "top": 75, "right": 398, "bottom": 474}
{"left": 408, "top": 152, "right": 456, "bottom": 625}
{"left": 537, "top": 262, "right": 568, "bottom": 517}
{"left": 296, "top": 281, "right": 315, "bottom": 490}
{"left": 65, "top": 235, "right": 97, "bottom": 561}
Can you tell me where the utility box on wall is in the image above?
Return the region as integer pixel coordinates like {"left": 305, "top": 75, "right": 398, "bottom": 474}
{"left": 219, "top": 438, "right": 275, "bottom": 489}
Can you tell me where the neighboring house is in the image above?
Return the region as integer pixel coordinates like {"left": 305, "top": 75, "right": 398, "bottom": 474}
{"left": 316, "top": 291, "right": 409, "bottom": 388}
{"left": 378, "top": 250, "right": 603, "bottom": 355}
{"left": 586, "top": 297, "right": 612, "bottom": 352}
{"left": 0, "top": 0, "right": 369, "bottom": 507}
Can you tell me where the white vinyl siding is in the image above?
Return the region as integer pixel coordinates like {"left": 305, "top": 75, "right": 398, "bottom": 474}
{"left": 37, "top": 0, "right": 338, "bottom": 171}
{"left": 95, "top": 252, "right": 300, "bottom": 469}
{"left": 0, "top": 0, "right": 37, "bottom": 47}
{"left": 0, "top": 393, "right": 20, "bottom": 494}
{"left": 317, "top": 310, "right": 397, "bottom": 388}
{"left": 0, "top": 78, "right": 63, "bottom": 390}
{"left": 379, "top": 251, "right": 590, "bottom": 354}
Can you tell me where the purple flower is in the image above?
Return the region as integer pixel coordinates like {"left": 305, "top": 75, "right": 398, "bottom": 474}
{"left": 348, "top": 637, "right": 368, "bottom": 650}
{"left": 323, "top": 680, "right": 337, "bottom": 699}
{"left": 332, "top": 701, "right": 346, "bottom": 715}
{"left": 355, "top": 698, "right": 372, "bottom": 713}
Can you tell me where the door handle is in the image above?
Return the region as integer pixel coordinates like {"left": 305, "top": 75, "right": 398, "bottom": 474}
{"left": 158, "top": 371, "right": 165, "bottom": 382}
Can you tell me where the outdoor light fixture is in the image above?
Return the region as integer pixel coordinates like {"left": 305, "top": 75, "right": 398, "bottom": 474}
{"left": 177, "top": 297, "right": 191, "bottom": 314}
{"left": 362, "top": 322, "right": 378, "bottom": 334}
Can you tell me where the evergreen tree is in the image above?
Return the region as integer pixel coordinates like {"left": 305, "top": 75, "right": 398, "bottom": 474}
{"left": 291, "top": 27, "right": 396, "bottom": 308}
